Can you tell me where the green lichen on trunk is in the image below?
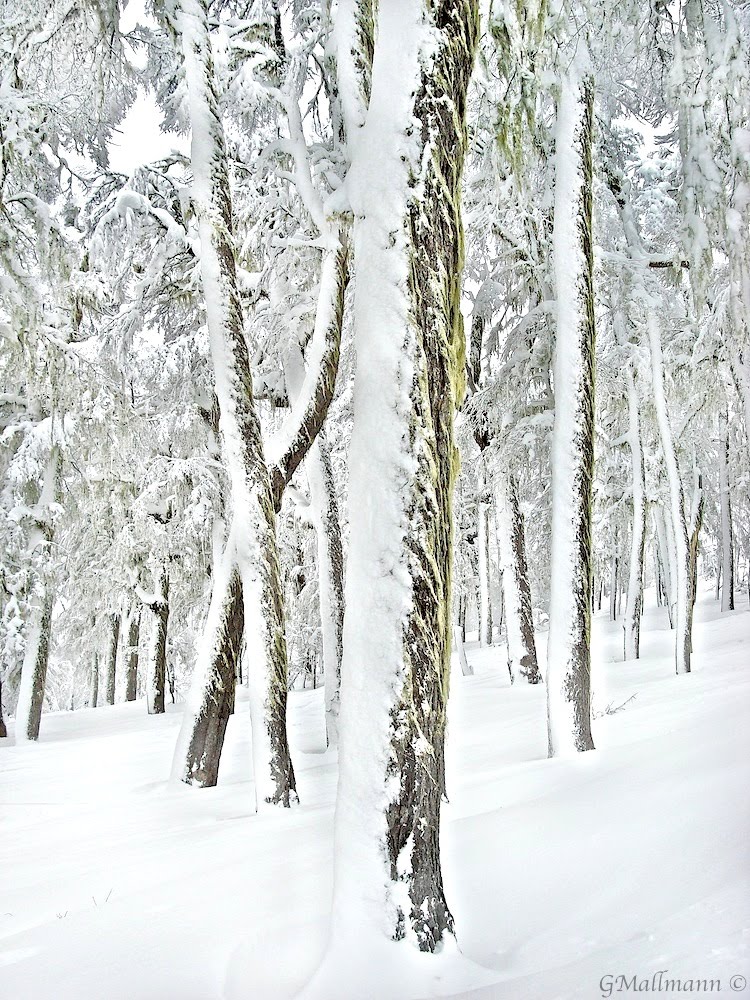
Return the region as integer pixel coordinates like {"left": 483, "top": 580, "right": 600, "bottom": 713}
{"left": 384, "top": 0, "right": 479, "bottom": 953}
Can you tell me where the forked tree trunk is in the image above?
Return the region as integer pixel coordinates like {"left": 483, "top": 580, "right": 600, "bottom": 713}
{"left": 496, "top": 466, "right": 540, "bottom": 683}
{"left": 623, "top": 367, "right": 646, "bottom": 659}
{"left": 124, "top": 609, "right": 140, "bottom": 702}
{"left": 104, "top": 613, "right": 120, "bottom": 706}
{"left": 545, "top": 62, "right": 596, "bottom": 756}
{"left": 169, "top": 0, "right": 295, "bottom": 805}
{"left": 647, "top": 314, "right": 692, "bottom": 674}
{"left": 146, "top": 570, "right": 170, "bottom": 716}
{"left": 15, "top": 446, "right": 60, "bottom": 742}
{"left": 329, "top": 0, "right": 477, "bottom": 954}
{"left": 719, "top": 412, "right": 734, "bottom": 611}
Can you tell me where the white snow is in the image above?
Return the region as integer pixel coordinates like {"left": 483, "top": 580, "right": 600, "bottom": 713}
{"left": 2, "top": 588, "right": 748, "bottom": 999}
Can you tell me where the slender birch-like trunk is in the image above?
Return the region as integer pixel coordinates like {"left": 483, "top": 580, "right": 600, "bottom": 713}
{"left": 647, "top": 314, "right": 693, "bottom": 673}
{"left": 719, "top": 412, "right": 734, "bottom": 611}
{"left": 329, "top": 0, "right": 477, "bottom": 952}
{"left": 496, "top": 466, "right": 540, "bottom": 683}
{"left": 623, "top": 367, "right": 646, "bottom": 659}
{"left": 104, "top": 613, "right": 120, "bottom": 706}
{"left": 168, "top": 0, "right": 295, "bottom": 804}
{"left": 15, "top": 446, "right": 60, "bottom": 741}
{"left": 124, "top": 608, "right": 140, "bottom": 702}
{"left": 545, "top": 63, "right": 596, "bottom": 756}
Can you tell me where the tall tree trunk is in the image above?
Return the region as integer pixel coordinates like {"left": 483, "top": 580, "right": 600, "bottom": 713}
{"left": 719, "top": 412, "right": 734, "bottom": 611}
{"left": 688, "top": 463, "right": 704, "bottom": 612}
{"left": 124, "top": 608, "right": 140, "bottom": 702}
{"left": 623, "top": 367, "right": 646, "bottom": 659}
{"left": 0, "top": 676, "right": 6, "bottom": 737}
{"left": 329, "top": 0, "right": 477, "bottom": 953}
{"left": 647, "top": 314, "right": 692, "bottom": 674}
{"left": 169, "top": 0, "right": 295, "bottom": 805}
{"left": 15, "top": 446, "right": 60, "bottom": 742}
{"left": 545, "top": 63, "right": 596, "bottom": 757}
{"left": 146, "top": 570, "right": 170, "bottom": 716}
{"left": 104, "top": 613, "right": 120, "bottom": 706}
{"left": 496, "top": 466, "right": 540, "bottom": 683}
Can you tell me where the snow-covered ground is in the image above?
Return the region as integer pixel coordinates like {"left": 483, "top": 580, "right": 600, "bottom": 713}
{"left": 2, "top": 588, "right": 749, "bottom": 999}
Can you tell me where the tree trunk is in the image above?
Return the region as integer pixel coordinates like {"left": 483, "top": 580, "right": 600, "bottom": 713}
{"left": 146, "top": 570, "right": 169, "bottom": 716}
{"left": 609, "top": 545, "right": 618, "bottom": 622}
{"left": 545, "top": 64, "right": 596, "bottom": 757}
{"left": 496, "top": 467, "right": 540, "bottom": 683}
{"left": 647, "top": 314, "right": 692, "bottom": 673}
{"left": 14, "top": 446, "right": 60, "bottom": 742}
{"left": 104, "top": 613, "right": 120, "bottom": 706}
{"left": 623, "top": 369, "right": 646, "bottom": 659}
{"left": 719, "top": 412, "right": 734, "bottom": 611}
{"left": 477, "top": 483, "right": 493, "bottom": 647}
{"left": 0, "top": 676, "right": 6, "bottom": 737}
{"left": 124, "top": 608, "right": 140, "bottom": 702}
{"left": 169, "top": 0, "right": 295, "bottom": 806}
{"left": 89, "top": 653, "right": 99, "bottom": 709}
{"left": 329, "top": 0, "right": 477, "bottom": 953}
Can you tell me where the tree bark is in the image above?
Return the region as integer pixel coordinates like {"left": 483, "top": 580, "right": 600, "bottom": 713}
{"left": 124, "top": 608, "right": 140, "bottom": 702}
{"left": 15, "top": 446, "right": 60, "bottom": 741}
{"left": 719, "top": 412, "right": 734, "bottom": 611}
{"left": 546, "top": 64, "right": 596, "bottom": 756}
{"left": 647, "top": 314, "right": 693, "bottom": 674}
{"left": 104, "top": 613, "right": 120, "bottom": 706}
{"left": 146, "top": 570, "right": 169, "bottom": 716}
{"left": 330, "top": 0, "right": 477, "bottom": 953}
{"left": 89, "top": 653, "right": 99, "bottom": 709}
{"left": 623, "top": 367, "right": 646, "bottom": 659}
{"left": 169, "top": 0, "right": 295, "bottom": 805}
{"left": 496, "top": 467, "right": 540, "bottom": 683}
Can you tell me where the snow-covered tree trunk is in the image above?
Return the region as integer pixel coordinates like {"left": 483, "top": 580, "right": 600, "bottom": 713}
{"left": 609, "top": 544, "right": 618, "bottom": 622}
{"left": 307, "top": 434, "right": 345, "bottom": 746}
{"left": 477, "top": 481, "right": 493, "bottom": 646}
{"left": 495, "top": 466, "right": 540, "bottom": 683}
{"left": 89, "top": 654, "right": 99, "bottom": 710}
{"left": 653, "top": 505, "right": 674, "bottom": 626}
{"left": 0, "top": 680, "right": 6, "bottom": 737}
{"left": 623, "top": 367, "right": 646, "bottom": 659}
{"left": 124, "top": 608, "right": 140, "bottom": 702}
{"left": 328, "top": 0, "right": 477, "bottom": 954}
{"left": 688, "top": 462, "right": 704, "bottom": 611}
{"left": 15, "top": 446, "right": 60, "bottom": 741}
{"left": 647, "top": 314, "right": 693, "bottom": 674}
{"left": 146, "top": 570, "right": 169, "bottom": 716}
{"left": 168, "top": 0, "right": 295, "bottom": 805}
{"left": 545, "top": 64, "right": 596, "bottom": 757}
{"left": 281, "top": 341, "right": 346, "bottom": 748}
{"left": 719, "top": 412, "right": 734, "bottom": 612}
{"left": 104, "top": 613, "right": 120, "bottom": 706}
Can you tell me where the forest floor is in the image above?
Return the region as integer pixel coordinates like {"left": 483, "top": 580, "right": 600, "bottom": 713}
{"left": 2, "top": 586, "right": 749, "bottom": 1000}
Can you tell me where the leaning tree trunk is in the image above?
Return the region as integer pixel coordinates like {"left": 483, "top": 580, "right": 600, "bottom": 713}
{"left": 623, "top": 366, "right": 646, "bottom": 659}
{"left": 15, "top": 445, "right": 60, "bottom": 742}
{"left": 329, "top": 0, "right": 477, "bottom": 954}
{"left": 719, "top": 411, "right": 734, "bottom": 612}
{"left": 104, "top": 613, "right": 120, "bottom": 706}
{"left": 146, "top": 570, "right": 170, "bottom": 716}
{"left": 124, "top": 607, "right": 140, "bottom": 702}
{"left": 169, "top": 0, "right": 295, "bottom": 805}
{"left": 647, "top": 313, "right": 692, "bottom": 674}
{"left": 545, "top": 63, "right": 596, "bottom": 757}
{"left": 495, "top": 465, "right": 540, "bottom": 683}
